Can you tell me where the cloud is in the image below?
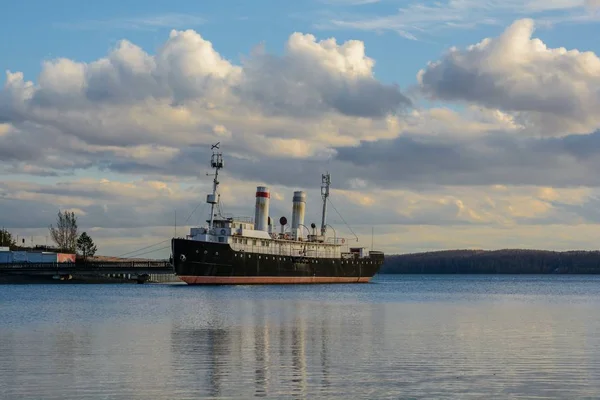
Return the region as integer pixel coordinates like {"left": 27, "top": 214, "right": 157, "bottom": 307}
{"left": 0, "top": 30, "right": 409, "bottom": 168}
{"left": 238, "top": 34, "right": 410, "bottom": 118}
{"left": 55, "top": 13, "right": 206, "bottom": 31}
{"left": 403, "top": 106, "right": 522, "bottom": 138}
{"left": 333, "top": 129, "right": 600, "bottom": 188}
{"left": 418, "top": 18, "right": 600, "bottom": 135}
{"left": 3, "top": 24, "right": 600, "bottom": 256}
{"left": 2, "top": 173, "right": 590, "bottom": 233}
{"left": 585, "top": 0, "right": 600, "bottom": 9}
{"left": 2, "top": 175, "right": 596, "bottom": 256}
{"left": 0, "top": 29, "right": 410, "bottom": 186}
{"left": 321, "top": 0, "right": 600, "bottom": 40}
{"left": 319, "top": 0, "right": 381, "bottom": 4}
{"left": 1, "top": 29, "right": 407, "bottom": 117}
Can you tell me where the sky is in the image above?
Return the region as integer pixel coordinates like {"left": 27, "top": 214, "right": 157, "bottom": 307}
{"left": 2, "top": 0, "right": 600, "bottom": 259}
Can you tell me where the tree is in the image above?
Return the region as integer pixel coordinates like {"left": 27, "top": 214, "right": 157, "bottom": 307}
{"left": 0, "top": 228, "right": 16, "bottom": 249}
{"left": 76, "top": 232, "right": 97, "bottom": 260}
{"left": 49, "top": 210, "right": 78, "bottom": 252}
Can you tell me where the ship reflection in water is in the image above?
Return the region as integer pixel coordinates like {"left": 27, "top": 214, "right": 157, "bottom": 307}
{"left": 169, "top": 301, "right": 366, "bottom": 398}
{"left": 3, "top": 276, "right": 600, "bottom": 398}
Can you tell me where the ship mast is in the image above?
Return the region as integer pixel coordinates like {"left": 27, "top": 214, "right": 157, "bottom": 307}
{"left": 207, "top": 142, "right": 223, "bottom": 233}
{"left": 320, "top": 172, "right": 330, "bottom": 236}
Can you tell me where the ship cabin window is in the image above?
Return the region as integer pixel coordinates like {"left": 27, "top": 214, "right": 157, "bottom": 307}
{"left": 252, "top": 240, "right": 257, "bottom": 246}
{"left": 243, "top": 239, "right": 248, "bottom": 244}
{"left": 218, "top": 237, "right": 225, "bottom": 243}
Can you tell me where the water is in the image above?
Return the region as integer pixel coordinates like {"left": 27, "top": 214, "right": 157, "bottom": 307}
{"left": 2, "top": 275, "right": 600, "bottom": 399}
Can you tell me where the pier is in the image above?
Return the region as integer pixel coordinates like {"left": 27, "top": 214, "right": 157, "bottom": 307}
{"left": 0, "top": 261, "right": 176, "bottom": 283}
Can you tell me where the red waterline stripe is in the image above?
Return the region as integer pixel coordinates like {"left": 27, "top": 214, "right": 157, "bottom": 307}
{"left": 178, "top": 276, "right": 371, "bottom": 285}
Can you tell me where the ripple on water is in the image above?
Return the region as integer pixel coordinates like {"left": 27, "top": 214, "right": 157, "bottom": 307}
{"left": 1, "top": 275, "right": 600, "bottom": 399}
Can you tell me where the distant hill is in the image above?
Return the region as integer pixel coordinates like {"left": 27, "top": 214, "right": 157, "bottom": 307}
{"left": 380, "top": 249, "right": 600, "bottom": 274}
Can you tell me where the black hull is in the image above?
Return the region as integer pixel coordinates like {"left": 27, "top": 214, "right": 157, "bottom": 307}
{"left": 171, "top": 238, "right": 384, "bottom": 285}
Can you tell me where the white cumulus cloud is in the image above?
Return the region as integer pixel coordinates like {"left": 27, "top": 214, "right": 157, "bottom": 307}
{"left": 4, "top": 24, "right": 600, "bottom": 256}
{"left": 418, "top": 18, "right": 600, "bottom": 135}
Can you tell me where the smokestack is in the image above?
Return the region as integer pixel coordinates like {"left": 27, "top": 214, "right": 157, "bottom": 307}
{"left": 291, "top": 191, "right": 306, "bottom": 240}
{"left": 254, "top": 186, "right": 270, "bottom": 231}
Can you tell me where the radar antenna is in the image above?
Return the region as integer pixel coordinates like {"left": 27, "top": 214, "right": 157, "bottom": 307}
{"left": 206, "top": 143, "right": 224, "bottom": 236}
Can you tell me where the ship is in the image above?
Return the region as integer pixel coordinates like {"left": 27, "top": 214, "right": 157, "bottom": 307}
{"left": 170, "top": 143, "right": 384, "bottom": 285}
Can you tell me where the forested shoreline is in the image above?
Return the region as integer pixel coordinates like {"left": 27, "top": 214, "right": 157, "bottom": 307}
{"left": 380, "top": 249, "right": 600, "bottom": 274}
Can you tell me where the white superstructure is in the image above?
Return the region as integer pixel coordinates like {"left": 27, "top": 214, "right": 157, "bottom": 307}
{"left": 183, "top": 143, "right": 366, "bottom": 260}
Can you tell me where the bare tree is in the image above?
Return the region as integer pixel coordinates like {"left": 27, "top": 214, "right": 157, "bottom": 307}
{"left": 49, "top": 210, "right": 78, "bottom": 252}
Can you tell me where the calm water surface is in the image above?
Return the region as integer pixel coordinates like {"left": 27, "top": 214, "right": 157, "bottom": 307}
{"left": 2, "top": 274, "right": 600, "bottom": 399}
